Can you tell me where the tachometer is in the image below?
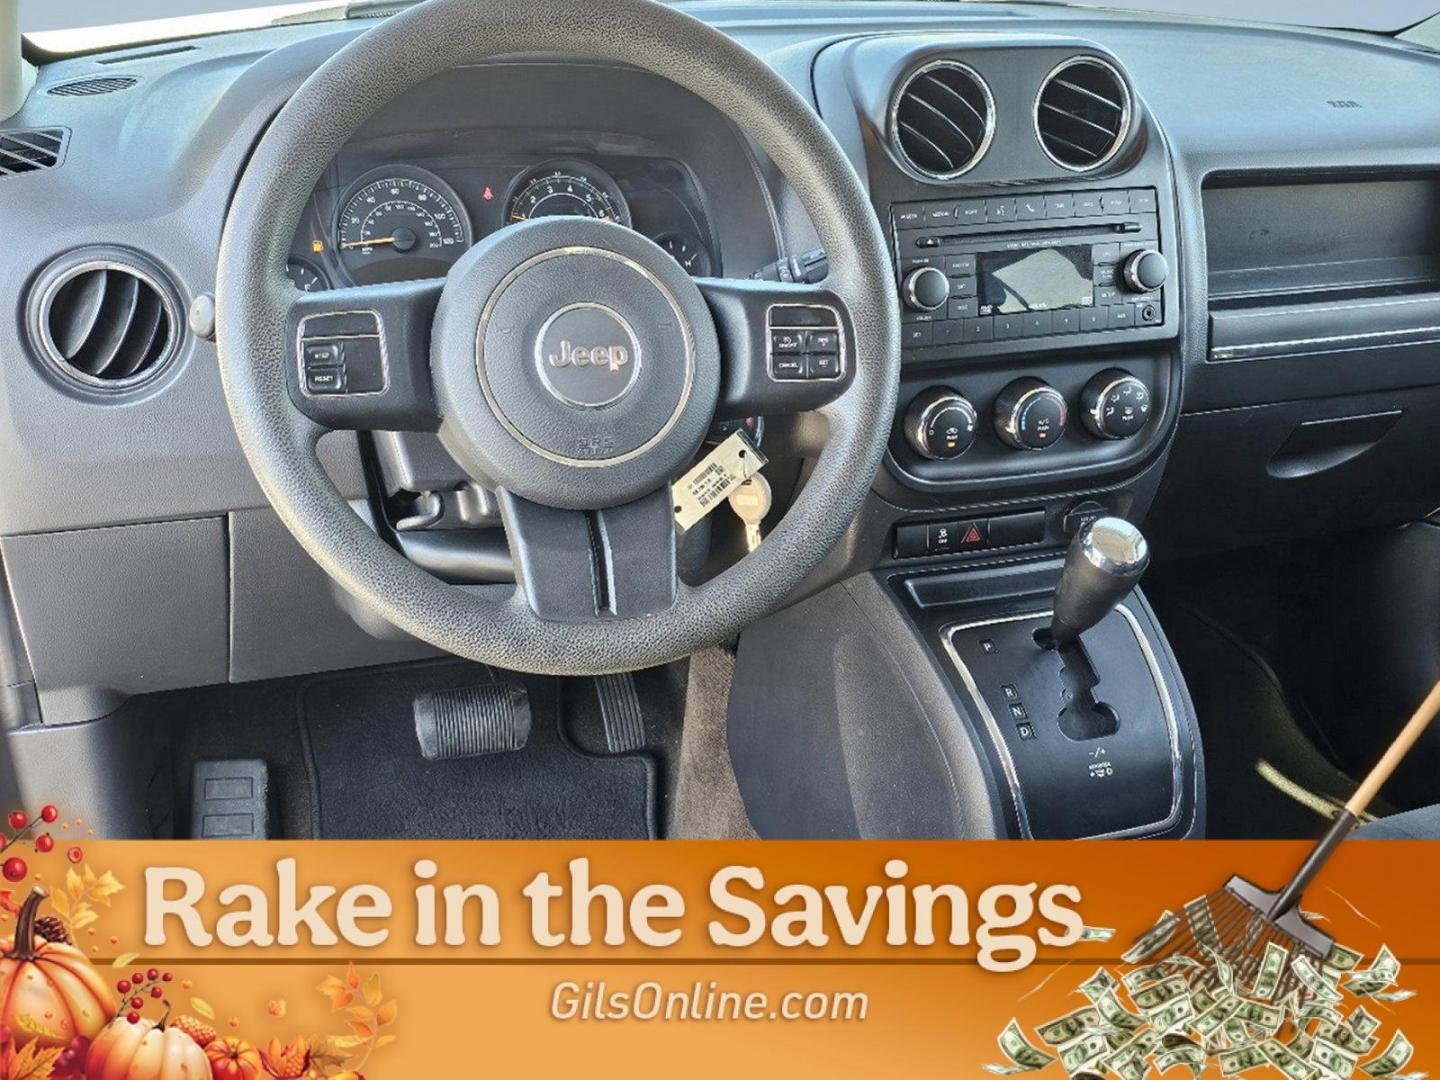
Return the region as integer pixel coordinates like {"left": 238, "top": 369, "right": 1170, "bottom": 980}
{"left": 655, "top": 232, "right": 711, "bottom": 277}
{"left": 335, "top": 166, "right": 471, "bottom": 285}
{"left": 505, "top": 160, "right": 631, "bottom": 228}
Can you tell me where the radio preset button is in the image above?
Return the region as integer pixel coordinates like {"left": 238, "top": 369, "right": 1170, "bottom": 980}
{"left": 1052, "top": 310, "right": 1079, "bottom": 334}
{"left": 1022, "top": 311, "right": 1052, "bottom": 336}
{"left": 903, "top": 323, "right": 933, "bottom": 348}
{"left": 993, "top": 314, "right": 1024, "bottom": 339}
{"left": 1080, "top": 307, "right": 1108, "bottom": 331}
{"left": 962, "top": 317, "right": 994, "bottom": 342}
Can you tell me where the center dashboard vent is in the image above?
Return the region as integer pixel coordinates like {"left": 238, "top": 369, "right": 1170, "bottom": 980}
{"left": 0, "top": 128, "right": 66, "bottom": 177}
{"left": 1035, "top": 57, "right": 1132, "bottom": 172}
{"left": 48, "top": 75, "right": 139, "bottom": 97}
{"left": 890, "top": 60, "right": 995, "bottom": 180}
{"left": 28, "top": 253, "right": 181, "bottom": 391}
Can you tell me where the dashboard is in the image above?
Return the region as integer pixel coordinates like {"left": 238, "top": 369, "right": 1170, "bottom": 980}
{"left": 8, "top": 1, "right": 1440, "bottom": 720}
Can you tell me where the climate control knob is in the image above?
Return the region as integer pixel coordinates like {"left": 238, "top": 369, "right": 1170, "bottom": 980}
{"left": 902, "top": 265, "right": 950, "bottom": 312}
{"left": 994, "top": 378, "right": 1068, "bottom": 451}
{"left": 904, "top": 389, "right": 978, "bottom": 460}
{"left": 1081, "top": 369, "right": 1152, "bottom": 440}
{"left": 1121, "top": 248, "right": 1168, "bottom": 293}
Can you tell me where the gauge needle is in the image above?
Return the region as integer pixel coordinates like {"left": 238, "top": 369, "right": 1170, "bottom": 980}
{"left": 340, "top": 237, "right": 397, "bottom": 248}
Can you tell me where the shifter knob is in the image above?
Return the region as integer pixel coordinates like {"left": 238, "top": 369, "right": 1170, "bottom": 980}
{"left": 1050, "top": 517, "right": 1149, "bottom": 648}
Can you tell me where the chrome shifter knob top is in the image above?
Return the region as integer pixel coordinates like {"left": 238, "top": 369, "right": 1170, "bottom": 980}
{"left": 1081, "top": 516, "right": 1149, "bottom": 578}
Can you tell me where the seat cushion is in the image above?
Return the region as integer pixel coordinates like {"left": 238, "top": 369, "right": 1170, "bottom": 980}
{"left": 1354, "top": 804, "right": 1440, "bottom": 839}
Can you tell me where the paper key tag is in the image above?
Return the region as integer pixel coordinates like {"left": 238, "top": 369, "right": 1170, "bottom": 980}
{"left": 672, "top": 431, "right": 767, "bottom": 531}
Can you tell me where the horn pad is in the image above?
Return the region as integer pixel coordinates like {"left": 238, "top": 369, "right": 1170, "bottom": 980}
{"left": 430, "top": 217, "right": 720, "bottom": 510}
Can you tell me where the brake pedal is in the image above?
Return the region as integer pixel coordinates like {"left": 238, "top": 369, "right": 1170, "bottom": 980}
{"left": 191, "top": 759, "right": 270, "bottom": 839}
{"left": 414, "top": 681, "right": 531, "bottom": 760}
{"left": 594, "top": 672, "right": 646, "bottom": 753}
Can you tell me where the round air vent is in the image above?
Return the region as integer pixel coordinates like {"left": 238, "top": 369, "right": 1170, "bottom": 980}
{"left": 28, "top": 251, "right": 181, "bottom": 391}
{"left": 48, "top": 75, "right": 139, "bottom": 97}
{"left": 1034, "top": 57, "right": 1132, "bottom": 172}
{"left": 889, "top": 60, "right": 995, "bottom": 181}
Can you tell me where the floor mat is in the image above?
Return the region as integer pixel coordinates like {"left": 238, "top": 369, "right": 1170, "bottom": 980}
{"left": 299, "top": 661, "right": 656, "bottom": 839}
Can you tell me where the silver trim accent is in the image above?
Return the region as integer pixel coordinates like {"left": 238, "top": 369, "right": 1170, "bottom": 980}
{"left": 1080, "top": 517, "right": 1149, "bottom": 575}
{"left": 1209, "top": 324, "right": 1440, "bottom": 363}
{"left": 532, "top": 301, "right": 643, "bottom": 408}
{"left": 1122, "top": 248, "right": 1163, "bottom": 292}
{"left": 1083, "top": 374, "right": 1143, "bottom": 439}
{"left": 910, "top": 393, "right": 976, "bottom": 460}
{"left": 1033, "top": 56, "right": 1133, "bottom": 174}
{"left": 902, "top": 265, "right": 949, "bottom": 313}
{"left": 996, "top": 385, "right": 1067, "bottom": 451}
{"left": 295, "top": 309, "right": 390, "bottom": 399}
{"left": 940, "top": 604, "right": 1183, "bottom": 840}
{"left": 475, "top": 246, "right": 696, "bottom": 469}
{"left": 766, "top": 302, "right": 847, "bottom": 383}
{"left": 34, "top": 259, "right": 180, "bottom": 391}
{"left": 888, "top": 59, "right": 997, "bottom": 183}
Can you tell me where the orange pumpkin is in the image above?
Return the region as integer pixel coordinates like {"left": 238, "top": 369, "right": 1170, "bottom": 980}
{"left": 206, "top": 1035, "right": 264, "bottom": 1080}
{"left": 0, "top": 888, "right": 114, "bottom": 1048}
{"left": 86, "top": 1015, "right": 210, "bottom": 1080}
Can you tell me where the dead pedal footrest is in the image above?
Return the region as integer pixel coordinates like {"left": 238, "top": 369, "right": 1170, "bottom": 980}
{"left": 414, "top": 681, "right": 531, "bottom": 760}
{"left": 191, "top": 759, "right": 270, "bottom": 839}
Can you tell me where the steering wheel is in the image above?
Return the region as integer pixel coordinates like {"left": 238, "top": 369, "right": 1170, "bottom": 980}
{"left": 216, "top": 0, "right": 899, "bottom": 675}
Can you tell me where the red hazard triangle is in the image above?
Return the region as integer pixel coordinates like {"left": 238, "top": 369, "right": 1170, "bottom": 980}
{"left": 962, "top": 524, "right": 982, "bottom": 545}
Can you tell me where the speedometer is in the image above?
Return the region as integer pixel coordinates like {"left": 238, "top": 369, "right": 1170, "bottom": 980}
{"left": 505, "top": 160, "right": 631, "bottom": 228}
{"left": 335, "top": 166, "right": 471, "bottom": 285}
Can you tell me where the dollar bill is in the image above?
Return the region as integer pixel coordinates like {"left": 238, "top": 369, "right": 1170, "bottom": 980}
{"left": 1079, "top": 967, "right": 1120, "bottom": 1003}
{"left": 1366, "top": 989, "right": 1416, "bottom": 1004}
{"left": 1263, "top": 1038, "right": 1319, "bottom": 1080}
{"left": 1156, "top": 1044, "right": 1206, "bottom": 1078}
{"left": 1095, "top": 990, "right": 1147, "bottom": 1034}
{"left": 1345, "top": 947, "right": 1400, "bottom": 994}
{"left": 1232, "top": 998, "right": 1284, "bottom": 1034}
{"left": 1219, "top": 1044, "right": 1269, "bottom": 1075}
{"left": 1123, "top": 912, "right": 1180, "bottom": 965}
{"left": 1037, "top": 1007, "right": 1105, "bottom": 1047}
{"left": 1361, "top": 1032, "right": 1414, "bottom": 1078}
{"left": 992, "top": 1019, "right": 1058, "bottom": 1074}
{"left": 1080, "top": 925, "right": 1116, "bottom": 942}
{"left": 1251, "top": 941, "right": 1290, "bottom": 1001}
{"left": 1194, "top": 997, "right": 1242, "bottom": 1039}
{"left": 1185, "top": 898, "right": 1221, "bottom": 952}
{"left": 1349, "top": 1007, "right": 1382, "bottom": 1039}
{"left": 1060, "top": 1033, "right": 1112, "bottom": 1075}
{"left": 1319, "top": 1022, "right": 1380, "bottom": 1058}
{"left": 1313, "top": 1037, "right": 1360, "bottom": 1080}
{"left": 1293, "top": 955, "right": 1345, "bottom": 1006}
{"left": 1150, "top": 995, "right": 1196, "bottom": 1034}
{"left": 1132, "top": 975, "right": 1189, "bottom": 1014}
{"left": 1288, "top": 1032, "right": 1315, "bottom": 1060}
{"left": 1325, "top": 943, "right": 1365, "bottom": 973}
{"left": 1203, "top": 944, "right": 1237, "bottom": 993}
{"left": 1123, "top": 964, "right": 1171, "bottom": 992}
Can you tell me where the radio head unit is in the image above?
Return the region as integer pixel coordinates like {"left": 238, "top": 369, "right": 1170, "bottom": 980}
{"left": 893, "top": 187, "right": 1167, "bottom": 355}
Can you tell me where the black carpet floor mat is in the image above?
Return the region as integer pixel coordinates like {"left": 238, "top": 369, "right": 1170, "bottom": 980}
{"left": 299, "top": 661, "right": 656, "bottom": 839}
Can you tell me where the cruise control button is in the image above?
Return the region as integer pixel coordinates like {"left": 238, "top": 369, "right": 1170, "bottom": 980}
{"left": 805, "top": 352, "right": 840, "bottom": 379}
{"left": 806, "top": 329, "right": 839, "bottom": 354}
{"left": 771, "top": 329, "right": 805, "bottom": 354}
{"left": 771, "top": 354, "right": 805, "bottom": 379}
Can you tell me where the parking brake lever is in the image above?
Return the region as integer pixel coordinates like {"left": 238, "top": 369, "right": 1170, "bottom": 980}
{"left": 1049, "top": 517, "right": 1150, "bottom": 649}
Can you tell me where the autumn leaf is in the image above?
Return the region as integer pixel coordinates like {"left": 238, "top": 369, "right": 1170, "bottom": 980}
{"left": 6, "top": 1040, "right": 63, "bottom": 1080}
{"left": 375, "top": 1000, "right": 397, "bottom": 1027}
{"left": 47, "top": 892, "right": 67, "bottom": 919}
{"left": 317, "top": 975, "right": 354, "bottom": 1011}
{"left": 362, "top": 972, "right": 382, "bottom": 1007}
{"left": 111, "top": 952, "right": 138, "bottom": 968}
{"left": 82, "top": 864, "right": 96, "bottom": 890}
{"left": 90, "top": 871, "right": 124, "bottom": 905}
{"left": 14, "top": 1014, "right": 64, "bottom": 1040}
{"left": 374, "top": 1034, "right": 398, "bottom": 1050}
{"left": 345, "top": 962, "right": 360, "bottom": 990}
{"left": 323, "top": 1035, "right": 366, "bottom": 1052}
{"left": 70, "top": 907, "right": 98, "bottom": 932}
{"left": 346, "top": 1021, "right": 373, "bottom": 1041}
{"left": 65, "top": 869, "right": 83, "bottom": 902}
{"left": 191, "top": 998, "right": 216, "bottom": 1020}
{"left": 345, "top": 1006, "right": 373, "bottom": 1024}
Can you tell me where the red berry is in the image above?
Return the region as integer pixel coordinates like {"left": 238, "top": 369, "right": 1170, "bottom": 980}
{"left": 130, "top": 996, "right": 143, "bottom": 1010}
{"left": 161, "top": 972, "right": 173, "bottom": 982}
{"left": 116, "top": 980, "right": 130, "bottom": 994}
{"left": 7, "top": 811, "right": 26, "bottom": 831}
{"left": 132, "top": 972, "right": 144, "bottom": 986}
{"left": 147, "top": 967, "right": 159, "bottom": 981}
{"left": 150, "top": 986, "right": 163, "bottom": 999}
{"left": 66, "top": 846, "right": 82, "bottom": 864}
{"left": 2, "top": 857, "right": 27, "bottom": 883}
{"left": 39, "top": 806, "right": 58, "bottom": 824}
{"left": 35, "top": 835, "right": 53, "bottom": 853}
{"left": 126, "top": 1012, "right": 140, "bottom": 1025}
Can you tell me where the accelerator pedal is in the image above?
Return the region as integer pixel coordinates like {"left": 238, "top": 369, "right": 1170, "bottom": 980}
{"left": 414, "top": 680, "right": 531, "bottom": 760}
{"left": 594, "top": 672, "right": 646, "bottom": 753}
{"left": 191, "top": 759, "right": 270, "bottom": 839}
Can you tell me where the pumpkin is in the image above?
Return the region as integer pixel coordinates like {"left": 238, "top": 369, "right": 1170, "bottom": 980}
{"left": 206, "top": 1035, "right": 264, "bottom": 1080}
{"left": 86, "top": 1015, "right": 210, "bottom": 1080}
{"left": 0, "top": 888, "right": 114, "bottom": 1048}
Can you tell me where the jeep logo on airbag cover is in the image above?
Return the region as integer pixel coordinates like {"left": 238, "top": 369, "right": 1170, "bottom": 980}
{"left": 535, "top": 302, "right": 642, "bottom": 408}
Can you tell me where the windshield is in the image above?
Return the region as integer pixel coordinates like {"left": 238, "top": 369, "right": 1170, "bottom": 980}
{"left": 19, "top": 0, "right": 1440, "bottom": 55}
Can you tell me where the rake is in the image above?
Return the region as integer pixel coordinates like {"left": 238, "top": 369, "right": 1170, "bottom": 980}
{"left": 1130, "top": 679, "right": 1440, "bottom": 1004}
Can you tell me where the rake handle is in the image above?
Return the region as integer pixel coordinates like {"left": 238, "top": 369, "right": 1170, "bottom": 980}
{"left": 1270, "top": 679, "right": 1440, "bottom": 919}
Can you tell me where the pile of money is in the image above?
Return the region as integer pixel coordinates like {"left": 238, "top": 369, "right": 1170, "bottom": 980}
{"left": 986, "top": 908, "right": 1421, "bottom": 1080}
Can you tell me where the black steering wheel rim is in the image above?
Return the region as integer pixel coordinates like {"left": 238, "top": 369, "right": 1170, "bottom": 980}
{"left": 215, "top": 0, "right": 899, "bottom": 675}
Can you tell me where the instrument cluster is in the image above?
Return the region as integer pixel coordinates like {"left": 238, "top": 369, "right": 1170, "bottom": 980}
{"left": 288, "top": 156, "right": 716, "bottom": 292}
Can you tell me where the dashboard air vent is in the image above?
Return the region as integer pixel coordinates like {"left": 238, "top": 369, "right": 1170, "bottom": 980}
{"left": 0, "top": 128, "right": 66, "bottom": 178}
{"left": 890, "top": 60, "right": 994, "bottom": 180}
{"left": 48, "top": 75, "right": 139, "bottom": 97}
{"left": 1035, "top": 57, "right": 1132, "bottom": 172}
{"left": 30, "top": 256, "right": 180, "bottom": 390}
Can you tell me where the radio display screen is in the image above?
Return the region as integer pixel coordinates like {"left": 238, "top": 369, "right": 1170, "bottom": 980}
{"left": 978, "top": 245, "right": 1094, "bottom": 314}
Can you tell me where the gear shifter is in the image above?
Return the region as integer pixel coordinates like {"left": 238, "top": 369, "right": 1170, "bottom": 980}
{"left": 1050, "top": 517, "right": 1149, "bottom": 649}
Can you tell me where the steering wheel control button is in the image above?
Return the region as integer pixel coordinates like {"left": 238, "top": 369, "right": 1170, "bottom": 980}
{"left": 534, "top": 302, "right": 642, "bottom": 408}
{"left": 902, "top": 265, "right": 950, "bottom": 312}
{"left": 767, "top": 305, "right": 844, "bottom": 381}
{"left": 995, "top": 377, "right": 1068, "bottom": 450}
{"left": 297, "top": 311, "right": 387, "bottom": 397}
{"left": 904, "top": 388, "right": 978, "bottom": 460}
{"left": 1081, "top": 369, "right": 1152, "bottom": 439}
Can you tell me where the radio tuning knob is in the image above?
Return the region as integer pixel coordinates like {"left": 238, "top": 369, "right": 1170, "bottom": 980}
{"left": 994, "top": 377, "right": 1068, "bottom": 451}
{"left": 904, "top": 388, "right": 977, "bottom": 460}
{"left": 1121, "top": 249, "right": 1168, "bottom": 293}
{"left": 1081, "top": 369, "right": 1152, "bottom": 440}
{"left": 902, "top": 266, "right": 950, "bottom": 312}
